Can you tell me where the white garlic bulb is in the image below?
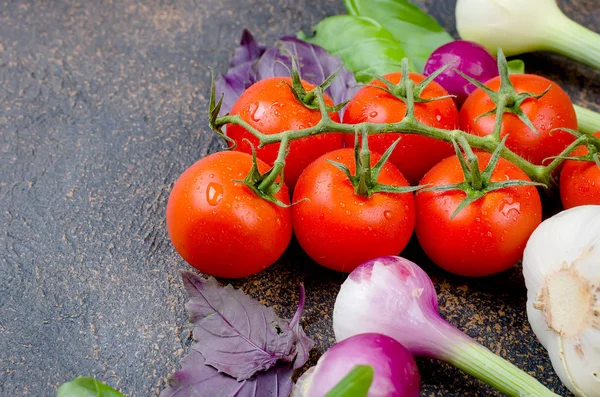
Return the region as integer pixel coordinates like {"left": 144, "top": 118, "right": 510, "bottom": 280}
{"left": 523, "top": 205, "right": 600, "bottom": 397}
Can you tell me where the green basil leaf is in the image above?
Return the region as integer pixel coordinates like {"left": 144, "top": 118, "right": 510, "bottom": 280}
{"left": 298, "top": 15, "right": 414, "bottom": 83}
{"left": 57, "top": 377, "right": 125, "bottom": 397}
{"left": 345, "top": 0, "right": 453, "bottom": 73}
{"left": 324, "top": 365, "right": 374, "bottom": 397}
{"left": 507, "top": 59, "right": 525, "bottom": 74}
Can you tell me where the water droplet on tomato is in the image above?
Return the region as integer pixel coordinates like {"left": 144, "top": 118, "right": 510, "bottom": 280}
{"left": 384, "top": 210, "right": 392, "bottom": 219}
{"left": 499, "top": 199, "right": 521, "bottom": 217}
{"left": 209, "top": 173, "right": 215, "bottom": 178}
{"left": 340, "top": 202, "right": 346, "bottom": 208}
{"left": 250, "top": 103, "right": 266, "bottom": 122}
{"left": 369, "top": 111, "right": 378, "bottom": 118}
{"left": 487, "top": 231, "right": 493, "bottom": 237}
{"left": 367, "top": 226, "right": 373, "bottom": 232}
{"left": 345, "top": 210, "right": 351, "bottom": 215}
{"left": 206, "top": 182, "right": 223, "bottom": 206}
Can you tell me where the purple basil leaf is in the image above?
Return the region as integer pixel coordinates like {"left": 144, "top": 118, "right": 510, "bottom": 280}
{"left": 214, "top": 30, "right": 357, "bottom": 115}
{"left": 160, "top": 349, "right": 294, "bottom": 397}
{"left": 288, "top": 285, "right": 314, "bottom": 369}
{"left": 214, "top": 29, "right": 265, "bottom": 115}
{"left": 230, "top": 29, "right": 266, "bottom": 68}
{"left": 182, "top": 272, "right": 297, "bottom": 381}
{"left": 251, "top": 36, "right": 356, "bottom": 106}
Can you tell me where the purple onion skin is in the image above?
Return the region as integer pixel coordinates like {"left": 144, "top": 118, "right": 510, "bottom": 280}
{"left": 334, "top": 256, "right": 466, "bottom": 359}
{"left": 307, "top": 333, "right": 420, "bottom": 397}
{"left": 423, "top": 40, "right": 498, "bottom": 106}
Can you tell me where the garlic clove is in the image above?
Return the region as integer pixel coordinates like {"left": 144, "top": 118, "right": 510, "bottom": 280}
{"left": 545, "top": 328, "right": 600, "bottom": 397}
{"left": 573, "top": 243, "right": 600, "bottom": 282}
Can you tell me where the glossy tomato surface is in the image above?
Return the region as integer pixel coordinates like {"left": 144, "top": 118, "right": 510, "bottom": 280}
{"left": 560, "top": 131, "right": 600, "bottom": 209}
{"left": 227, "top": 77, "right": 342, "bottom": 189}
{"left": 415, "top": 153, "right": 542, "bottom": 277}
{"left": 166, "top": 151, "right": 292, "bottom": 278}
{"left": 292, "top": 148, "right": 415, "bottom": 272}
{"left": 343, "top": 72, "right": 458, "bottom": 185}
{"left": 460, "top": 74, "right": 577, "bottom": 165}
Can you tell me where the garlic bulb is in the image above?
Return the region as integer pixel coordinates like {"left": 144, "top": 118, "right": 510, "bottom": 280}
{"left": 523, "top": 205, "right": 600, "bottom": 397}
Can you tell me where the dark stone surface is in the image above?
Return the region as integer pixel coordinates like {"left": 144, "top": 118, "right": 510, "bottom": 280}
{"left": 1, "top": 0, "right": 598, "bottom": 396}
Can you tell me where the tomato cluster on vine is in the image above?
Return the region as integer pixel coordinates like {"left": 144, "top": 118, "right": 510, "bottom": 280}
{"left": 166, "top": 64, "right": 600, "bottom": 279}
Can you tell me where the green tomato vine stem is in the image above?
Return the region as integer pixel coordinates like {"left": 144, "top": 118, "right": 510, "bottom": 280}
{"left": 214, "top": 103, "right": 555, "bottom": 187}
{"left": 257, "top": 136, "right": 289, "bottom": 192}
{"left": 210, "top": 56, "right": 599, "bottom": 196}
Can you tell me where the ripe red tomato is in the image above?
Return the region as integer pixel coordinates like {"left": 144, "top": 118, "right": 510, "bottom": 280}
{"left": 292, "top": 148, "right": 416, "bottom": 272}
{"left": 166, "top": 151, "right": 292, "bottom": 278}
{"left": 460, "top": 74, "right": 577, "bottom": 165}
{"left": 227, "top": 77, "right": 343, "bottom": 189}
{"left": 560, "top": 131, "right": 600, "bottom": 209}
{"left": 343, "top": 72, "right": 458, "bottom": 185}
{"left": 415, "top": 152, "right": 542, "bottom": 277}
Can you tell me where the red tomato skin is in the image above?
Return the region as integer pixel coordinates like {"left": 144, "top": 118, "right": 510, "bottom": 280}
{"left": 166, "top": 151, "right": 292, "bottom": 278}
{"left": 460, "top": 74, "right": 577, "bottom": 165}
{"left": 415, "top": 153, "right": 542, "bottom": 277}
{"left": 292, "top": 148, "right": 416, "bottom": 272}
{"left": 560, "top": 131, "right": 600, "bottom": 209}
{"left": 343, "top": 72, "right": 458, "bottom": 185}
{"left": 227, "top": 77, "right": 343, "bottom": 189}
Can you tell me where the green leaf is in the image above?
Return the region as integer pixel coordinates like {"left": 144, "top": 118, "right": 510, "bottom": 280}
{"left": 507, "top": 59, "right": 525, "bottom": 74}
{"left": 57, "top": 377, "right": 125, "bottom": 397}
{"left": 298, "top": 15, "right": 414, "bottom": 83}
{"left": 324, "top": 365, "right": 374, "bottom": 397}
{"left": 344, "top": 0, "right": 453, "bottom": 72}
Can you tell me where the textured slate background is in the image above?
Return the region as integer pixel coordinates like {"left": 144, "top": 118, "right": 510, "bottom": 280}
{"left": 1, "top": 0, "right": 598, "bottom": 396}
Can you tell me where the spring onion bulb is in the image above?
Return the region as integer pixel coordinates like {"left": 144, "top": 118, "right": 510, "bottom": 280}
{"left": 456, "top": 0, "right": 600, "bottom": 71}
{"left": 292, "top": 333, "right": 420, "bottom": 397}
{"left": 333, "top": 256, "right": 560, "bottom": 397}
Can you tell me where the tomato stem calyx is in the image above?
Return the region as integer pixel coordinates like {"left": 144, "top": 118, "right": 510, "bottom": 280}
{"left": 233, "top": 139, "right": 290, "bottom": 208}
{"left": 420, "top": 136, "right": 545, "bottom": 218}
{"left": 362, "top": 59, "right": 455, "bottom": 105}
{"left": 457, "top": 49, "right": 551, "bottom": 140}
{"left": 327, "top": 128, "right": 421, "bottom": 198}
{"left": 542, "top": 129, "right": 600, "bottom": 173}
{"left": 285, "top": 57, "right": 348, "bottom": 113}
{"left": 208, "top": 71, "right": 237, "bottom": 149}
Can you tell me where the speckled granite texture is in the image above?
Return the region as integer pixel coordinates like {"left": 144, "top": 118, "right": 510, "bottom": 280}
{"left": 1, "top": 0, "right": 598, "bottom": 395}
